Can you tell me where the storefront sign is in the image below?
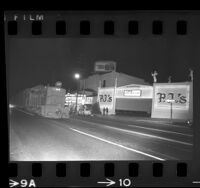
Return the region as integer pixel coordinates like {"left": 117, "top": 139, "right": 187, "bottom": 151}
{"left": 65, "top": 94, "right": 86, "bottom": 105}
{"left": 94, "top": 61, "right": 116, "bottom": 72}
{"left": 124, "top": 89, "right": 141, "bottom": 97}
{"left": 85, "top": 97, "right": 93, "bottom": 104}
{"left": 154, "top": 85, "right": 189, "bottom": 109}
{"left": 151, "top": 82, "right": 193, "bottom": 120}
{"left": 98, "top": 89, "right": 114, "bottom": 106}
{"left": 116, "top": 85, "right": 153, "bottom": 99}
{"left": 98, "top": 88, "right": 115, "bottom": 114}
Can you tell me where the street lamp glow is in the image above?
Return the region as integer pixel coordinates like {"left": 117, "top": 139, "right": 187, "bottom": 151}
{"left": 74, "top": 73, "right": 80, "bottom": 79}
{"left": 74, "top": 73, "right": 80, "bottom": 115}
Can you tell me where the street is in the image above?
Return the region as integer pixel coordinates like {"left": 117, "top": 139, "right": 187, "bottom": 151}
{"left": 9, "top": 108, "right": 193, "bottom": 161}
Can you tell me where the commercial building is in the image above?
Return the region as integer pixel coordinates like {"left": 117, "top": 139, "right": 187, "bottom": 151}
{"left": 79, "top": 61, "right": 193, "bottom": 121}
{"left": 98, "top": 84, "right": 153, "bottom": 115}
{"left": 97, "top": 81, "right": 193, "bottom": 121}
{"left": 80, "top": 71, "right": 150, "bottom": 93}
{"left": 79, "top": 67, "right": 152, "bottom": 115}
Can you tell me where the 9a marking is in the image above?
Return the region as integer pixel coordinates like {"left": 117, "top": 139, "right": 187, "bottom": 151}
{"left": 9, "top": 179, "right": 36, "bottom": 187}
{"left": 20, "top": 179, "right": 36, "bottom": 187}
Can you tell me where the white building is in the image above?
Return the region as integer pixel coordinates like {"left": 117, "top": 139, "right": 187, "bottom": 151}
{"left": 98, "top": 84, "right": 153, "bottom": 115}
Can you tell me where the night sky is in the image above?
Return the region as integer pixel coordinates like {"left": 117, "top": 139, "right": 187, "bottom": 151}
{"left": 7, "top": 38, "right": 196, "bottom": 98}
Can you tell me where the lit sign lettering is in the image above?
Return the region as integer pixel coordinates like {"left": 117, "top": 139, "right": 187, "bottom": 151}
{"left": 151, "top": 83, "right": 193, "bottom": 120}
{"left": 85, "top": 97, "right": 93, "bottom": 104}
{"left": 154, "top": 85, "right": 190, "bottom": 109}
{"left": 98, "top": 88, "right": 114, "bottom": 109}
{"left": 99, "top": 94, "right": 113, "bottom": 103}
{"left": 124, "top": 89, "right": 141, "bottom": 97}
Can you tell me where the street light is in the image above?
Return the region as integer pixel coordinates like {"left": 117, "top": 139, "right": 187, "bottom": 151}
{"left": 166, "top": 99, "right": 175, "bottom": 121}
{"left": 74, "top": 73, "right": 80, "bottom": 80}
{"left": 74, "top": 73, "right": 80, "bottom": 114}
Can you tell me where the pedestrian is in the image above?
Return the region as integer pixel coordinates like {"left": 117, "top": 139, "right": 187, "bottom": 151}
{"left": 106, "top": 107, "right": 109, "bottom": 115}
{"left": 103, "top": 107, "right": 105, "bottom": 116}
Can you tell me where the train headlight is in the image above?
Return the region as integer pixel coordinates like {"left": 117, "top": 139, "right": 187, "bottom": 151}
{"left": 9, "top": 104, "right": 15, "bottom": 108}
{"left": 186, "top": 120, "right": 192, "bottom": 126}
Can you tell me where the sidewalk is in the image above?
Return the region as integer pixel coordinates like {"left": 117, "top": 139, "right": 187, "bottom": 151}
{"left": 93, "top": 114, "right": 191, "bottom": 127}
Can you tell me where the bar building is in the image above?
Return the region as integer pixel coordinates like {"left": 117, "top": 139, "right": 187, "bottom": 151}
{"left": 79, "top": 70, "right": 153, "bottom": 115}
{"left": 79, "top": 61, "right": 193, "bottom": 121}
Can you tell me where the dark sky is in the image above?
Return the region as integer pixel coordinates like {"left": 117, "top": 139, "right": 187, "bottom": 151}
{"left": 7, "top": 38, "right": 196, "bottom": 97}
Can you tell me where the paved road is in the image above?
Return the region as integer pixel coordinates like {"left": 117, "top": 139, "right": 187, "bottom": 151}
{"left": 9, "top": 108, "right": 193, "bottom": 161}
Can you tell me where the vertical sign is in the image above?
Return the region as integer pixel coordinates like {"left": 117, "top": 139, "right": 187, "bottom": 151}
{"left": 98, "top": 87, "right": 115, "bottom": 114}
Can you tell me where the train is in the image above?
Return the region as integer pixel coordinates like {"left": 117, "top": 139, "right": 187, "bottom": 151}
{"left": 12, "top": 84, "right": 70, "bottom": 119}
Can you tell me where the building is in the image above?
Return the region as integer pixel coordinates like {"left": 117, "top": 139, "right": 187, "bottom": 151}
{"left": 80, "top": 71, "right": 150, "bottom": 93}
{"left": 98, "top": 84, "right": 153, "bottom": 115}
{"left": 151, "top": 82, "right": 193, "bottom": 120}
{"left": 116, "top": 84, "right": 153, "bottom": 114}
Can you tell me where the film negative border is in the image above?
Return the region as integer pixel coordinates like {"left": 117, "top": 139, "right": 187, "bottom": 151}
{"left": 8, "top": 161, "right": 198, "bottom": 187}
{"left": 5, "top": 11, "right": 200, "bottom": 187}
{"left": 6, "top": 19, "right": 189, "bottom": 36}
{"left": 4, "top": 11, "right": 200, "bottom": 37}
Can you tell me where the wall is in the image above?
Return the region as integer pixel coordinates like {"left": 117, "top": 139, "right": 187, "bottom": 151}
{"left": 115, "top": 84, "right": 153, "bottom": 113}
{"left": 116, "top": 99, "right": 152, "bottom": 113}
{"left": 80, "top": 74, "right": 101, "bottom": 92}
{"left": 97, "top": 87, "right": 115, "bottom": 115}
{"left": 151, "top": 82, "right": 193, "bottom": 120}
{"left": 98, "top": 84, "right": 153, "bottom": 114}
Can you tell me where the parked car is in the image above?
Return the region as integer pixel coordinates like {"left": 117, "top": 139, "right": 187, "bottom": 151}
{"left": 78, "top": 104, "right": 92, "bottom": 116}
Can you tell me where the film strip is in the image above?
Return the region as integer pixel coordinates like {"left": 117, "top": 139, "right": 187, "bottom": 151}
{"left": 5, "top": 11, "right": 200, "bottom": 187}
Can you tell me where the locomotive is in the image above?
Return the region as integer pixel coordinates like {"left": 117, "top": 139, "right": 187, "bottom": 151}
{"left": 12, "top": 83, "right": 70, "bottom": 119}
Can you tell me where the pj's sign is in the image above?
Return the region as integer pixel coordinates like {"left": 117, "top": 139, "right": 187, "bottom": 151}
{"left": 154, "top": 84, "right": 190, "bottom": 109}
{"left": 98, "top": 88, "right": 114, "bottom": 109}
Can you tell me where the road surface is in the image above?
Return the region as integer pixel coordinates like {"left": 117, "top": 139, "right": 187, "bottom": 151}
{"left": 9, "top": 108, "right": 193, "bottom": 161}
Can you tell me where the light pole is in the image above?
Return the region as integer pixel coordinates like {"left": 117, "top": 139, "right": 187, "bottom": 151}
{"left": 166, "top": 99, "right": 175, "bottom": 121}
{"left": 74, "top": 73, "right": 80, "bottom": 114}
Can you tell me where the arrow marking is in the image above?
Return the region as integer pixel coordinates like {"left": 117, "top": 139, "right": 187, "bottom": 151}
{"left": 97, "top": 178, "right": 116, "bottom": 186}
{"left": 9, "top": 179, "right": 19, "bottom": 187}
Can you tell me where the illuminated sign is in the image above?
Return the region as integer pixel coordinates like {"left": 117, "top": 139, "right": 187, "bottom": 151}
{"left": 116, "top": 85, "right": 153, "bottom": 99}
{"left": 94, "top": 61, "right": 116, "bottom": 72}
{"left": 98, "top": 88, "right": 116, "bottom": 115}
{"left": 124, "top": 89, "right": 141, "bottom": 97}
{"left": 154, "top": 85, "right": 190, "bottom": 109}
{"left": 151, "top": 82, "right": 193, "bottom": 120}
{"left": 85, "top": 97, "right": 93, "bottom": 104}
{"left": 55, "top": 81, "right": 62, "bottom": 88}
{"left": 98, "top": 88, "right": 114, "bottom": 108}
{"left": 166, "top": 99, "right": 175, "bottom": 103}
{"left": 65, "top": 94, "right": 94, "bottom": 106}
{"left": 65, "top": 94, "right": 86, "bottom": 105}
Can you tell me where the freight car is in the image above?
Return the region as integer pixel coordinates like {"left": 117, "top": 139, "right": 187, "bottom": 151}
{"left": 13, "top": 84, "right": 70, "bottom": 119}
